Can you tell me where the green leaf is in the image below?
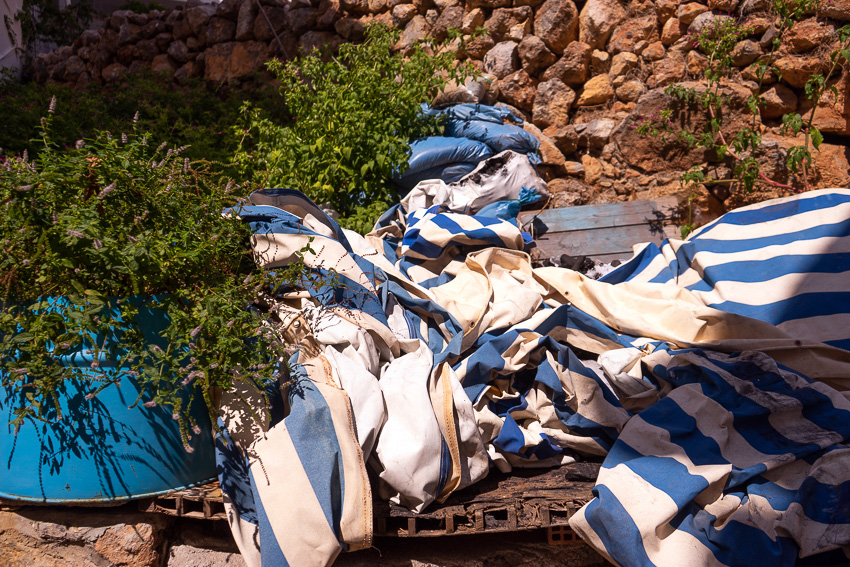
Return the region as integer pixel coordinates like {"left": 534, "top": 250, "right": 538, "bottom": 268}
{"left": 811, "top": 127, "right": 823, "bottom": 150}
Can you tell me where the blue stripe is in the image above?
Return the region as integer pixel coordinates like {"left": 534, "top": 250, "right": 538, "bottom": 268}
{"left": 583, "top": 484, "right": 658, "bottom": 567}
{"left": 692, "top": 192, "right": 850, "bottom": 238}
{"left": 707, "top": 291, "right": 850, "bottom": 328}
{"left": 686, "top": 253, "right": 850, "bottom": 290}
{"left": 215, "top": 421, "right": 258, "bottom": 524}
{"left": 651, "top": 352, "right": 850, "bottom": 468}
{"left": 682, "top": 217, "right": 850, "bottom": 256}
{"left": 285, "top": 362, "right": 345, "bottom": 540}
{"left": 250, "top": 468, "right": 290, "bottom": 567}
{"left": 600, "top": 242, "right": 671, "bottom": 285}
{"left": 669, "top": 505, "right": 799, "bottom": 567}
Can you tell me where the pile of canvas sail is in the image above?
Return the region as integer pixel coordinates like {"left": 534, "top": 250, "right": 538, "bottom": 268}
{"left": 217, "top": 188, "right": 850, "bottom": 567}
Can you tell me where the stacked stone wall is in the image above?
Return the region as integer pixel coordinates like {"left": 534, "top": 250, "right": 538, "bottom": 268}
{"left": 30, "top": 0, "right": 850, "bottom": 221}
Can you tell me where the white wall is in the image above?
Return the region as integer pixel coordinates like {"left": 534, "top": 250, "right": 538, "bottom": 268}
{"left": 1, "top": 0, "right": 23, "bottom": 76}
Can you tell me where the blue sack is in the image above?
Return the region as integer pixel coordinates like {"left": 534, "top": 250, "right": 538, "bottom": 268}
{"left": 476, "top": 199, "right": 522, "bottom": 221}
{"left": 424, "top": 103, "right": 540, "bottom": 156}
{"left": 395, "top": 136, "right": 493, "bottom": 191}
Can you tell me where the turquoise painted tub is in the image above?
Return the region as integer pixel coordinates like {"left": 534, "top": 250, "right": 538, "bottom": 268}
{"left": 0, "top": 298, "right": 217, "bottom": 503}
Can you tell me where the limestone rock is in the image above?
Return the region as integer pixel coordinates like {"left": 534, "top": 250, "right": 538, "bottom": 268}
{"left": 142, "top": 19, "right": 167, "bottom": 39}
{"left": 730, "top": 39, "right": 761, "bottom": 67}
{"left": 642, "top": 41, "right": 665, "bottom": 61}
{"left": 394, "top": 15, "right": 430, "bottom": 54}
{"left": 775, "top": 54, "right": 828, "bottom": 88}
{"left": 78, "top": 29, "right": 102, "bottom": 47}
{"left": 544, "top": 124, "right": 580, "bottom": 154}
{"left": 785, "top": 18, "right": 833, "bottom": 53}
{"left": 316, "top": 0, "right": 343, "bottom": 29}
{"left": 708, "top": 0, "right": 738, "bottom": 10}
{"left": 742, "top": 62, "right": 777, "bottom": 84}
{"left": 62, "top": 56, "right": 87, "bottom": 81}
{"left": 533, "top": 78, "right": 576, "bottom": 128}
{"left": 548, "top": 179, "right": 586, "bottom": 207}
{"left": 335, "top": 16, "right": 366, "bottom": 40}
{"left": 204, "top": 41, "right": 270, "bottom": 83}
{"left": 235, "top": 0, "right": 258, "bottom": 40}
{"left": 589, "top": 50, "right": 609, "bottom": 74}
{"left": 615, "top": 79, "right": 646, "bottom": 102}
{"left": 468, "top": 0, "right": 511, "bottom": 9}
{"left": 391, "top": 4, "right": 417, "bottom": 26}
{"left": 118, "top": 23, "right": 143, "bottom": 45}
{"left": 578, "top": 0, "right": 628, "bottom": 50}
{"left": 0, "top": 509, "right": 170, "bottom": 567}
{"left": 580, "top": 119, "right": 617, "bottom": 149}
{"left": 607, "top": 15, "right": 657, "bottom": 54}
{"left": 432, "top": 5, "right": 465, "bottom": 40}
{"left": 498, "top": 69, "right": 538, "bottom": 111}
{"left": 150, "top": 53, "right": 177, "bottom": 75}
{"left": 534, "top": 0, "right": 580, "bottom": 54}
{"left": 798, "top": 76, "right": 850, "bottom": 135}
{"left": 541, "top": 41, "right": 591, "bottom": 85}
{"left": 576, "top": 74, "right": 614, "bottom": 106}
{"left": 661, "top": 17, "right": 683, "bottom": 45}
{"left": 609, "top": 51, "right": 638, "bottom": 76}
{"left": 484, "top": 41, "right": 520, "bottom": 79}
{"left": 656, "top": 0, "right": 677, "bottom": 24}
{"left": 135, "top": 38, "right": 160, "bottom": 61}
{"left": 154, "top": 32, "right": 173, "bottom": 52}
{"left": 216, "top": 0, "right": 241, "bottom": 20}
{"left": 648, "top": 50, "right": 686, "bottom": 88}
{"left": 206, "top": 16, "right": 236, "bottom": 43}
{"left": 819, "top": 0, "right": 850, "bottom": 20}
{"left": 612, "top": 82, "right": 757, "bottom": 173}
{"left": 676, "top": 2, "right": 708, "bottom": 25}
{"left": 299, "top": 30, "right": 343, "bottom": 54}
{"left": 168, "top": 40, "right": 191, "bottom": 63}
{"left": 688, "top": 12, "right": 731, "bottom": 37}
{"left": 562, "top": 161, "right": 585, "bottom": 176}
{"left": 485, "top": 7, "right": 533, "bottom": 42}
{"left": 186, "top": 4, "right": 216, "bottom": 35}
{"left": 760, "top": 84, "right": 798, "bottom": 119}
{"left": 687, "top": 50, "right": 708, "bottom": 75}
{"left": 518, "top": 35, "right": 556, "bottom": 76}
{"left": 101, "top": 62, "right": 128, "bottom": 82}
{"left": 582, "top": 154, "right": 603, "bottom": 184}
{"left": 524, "top": 122, "right": 566, "bottom": 176}
{"left": 464, "top": 34, "right": 495, "bottom": 59}
{"left": 461, "top": 8, "right": 486, "bottom": 32}
{"left": 287, "top": 8, "right": 319, "bottom": 36}
{"left": 253, "top": 7, "right": 287, "bottom": 42}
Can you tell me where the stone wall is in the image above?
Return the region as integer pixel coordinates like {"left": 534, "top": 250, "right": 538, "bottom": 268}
{"left": 28, "top": 0, "right": 850, "bottom": 222}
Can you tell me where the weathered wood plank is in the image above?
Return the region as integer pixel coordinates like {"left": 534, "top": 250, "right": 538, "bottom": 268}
{"left": 519, "top": 197, "right": 679, "bottom": 234}
{"left": 519, "top": 198, "right": 680, "bottom": 262}
{"left": 531, "top": 223, "right": 679, "bottom": 258}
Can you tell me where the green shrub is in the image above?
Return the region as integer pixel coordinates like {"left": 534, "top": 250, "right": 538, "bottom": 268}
{"left": 0, "top": 107, "right": 305, "bottom": 444}
{"left": 0, "top": 72, "right": 284, "bottom": 180}
{"left": 235, "top": 24, "right": 474, "bottom": 229}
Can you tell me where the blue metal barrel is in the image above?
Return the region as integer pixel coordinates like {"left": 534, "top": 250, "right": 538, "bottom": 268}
{"left": 0, "top": 299, "right": 217, "bottom": 503}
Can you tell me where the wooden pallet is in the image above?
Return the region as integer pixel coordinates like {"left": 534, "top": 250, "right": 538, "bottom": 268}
{"left": 139, "top": 462, "right": 601, "bottom": 538}
{"left": 520, "top": 197, "right": 680, "bottom": 264}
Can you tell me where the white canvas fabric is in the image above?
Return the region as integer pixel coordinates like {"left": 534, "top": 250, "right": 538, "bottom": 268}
{"left": 216, "top": 188, "right": 850, "bottom": 567}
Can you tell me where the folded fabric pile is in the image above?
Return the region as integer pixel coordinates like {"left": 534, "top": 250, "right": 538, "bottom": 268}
{"left": 217, "top": 188, "right": 850, "bottom": 567}
{"left": 393, "top": 104, "right": 540, "bottom": 192}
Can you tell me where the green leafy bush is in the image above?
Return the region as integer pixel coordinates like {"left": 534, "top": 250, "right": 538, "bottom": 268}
{"left": 0, "top": 105, "right": 302, "bottom": 446}
{"left": 235, "top": 24, "right": 474, "bottom": 228}
{"left": 0, "top": 72, "right": 283, "bottom": 180}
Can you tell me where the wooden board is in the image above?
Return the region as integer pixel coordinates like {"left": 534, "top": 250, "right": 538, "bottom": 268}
{"left": 139, "top": 462, "right": 601, "bottom": 538}
{"left": 519, "top": 198, "right": 680, "bottom": 262}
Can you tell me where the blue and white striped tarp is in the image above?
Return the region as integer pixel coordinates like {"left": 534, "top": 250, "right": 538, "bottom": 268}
{"left": 219, "top": 188, "right": 850, "bottom": 567}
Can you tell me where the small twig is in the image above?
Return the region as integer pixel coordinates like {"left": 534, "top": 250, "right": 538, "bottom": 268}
{"left": 255, "top": 0, "right": 292, "bottom": 61}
